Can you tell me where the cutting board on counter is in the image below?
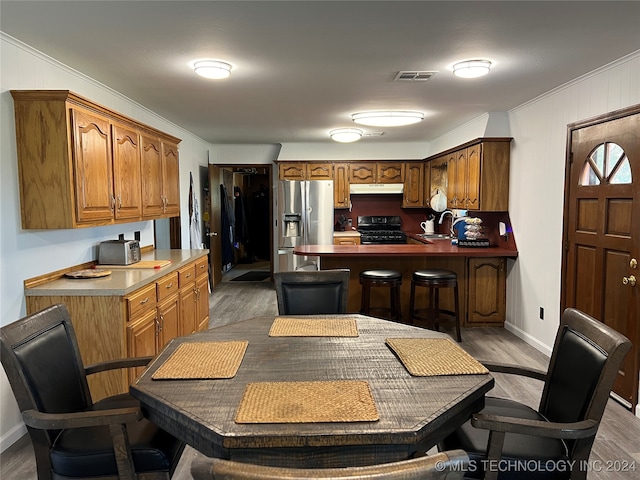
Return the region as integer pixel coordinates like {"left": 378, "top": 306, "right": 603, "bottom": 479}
{"left": 98, "top": 260, "right": 172, "bottom": 269}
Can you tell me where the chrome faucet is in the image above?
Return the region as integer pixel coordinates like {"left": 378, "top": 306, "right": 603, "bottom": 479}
{"left": 439, "top": 210, "right": 467, "bottom": 236}
{"left": 438, "top": 210, "right": 453, "bottom": 224}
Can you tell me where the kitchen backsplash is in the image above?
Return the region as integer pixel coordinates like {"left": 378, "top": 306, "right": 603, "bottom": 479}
{"left": 334, "top": 195, "right": 516, "bottom": 250}
{"left": 334, "top": 194, "right": 433, "bottom": 233}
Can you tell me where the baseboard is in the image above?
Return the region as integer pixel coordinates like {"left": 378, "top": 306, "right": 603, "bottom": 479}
{"left": 503, "top": 321, "right": 553, "bottom": 357}
{"left": 0, "top": 422, "right": 26, "bottom": 454}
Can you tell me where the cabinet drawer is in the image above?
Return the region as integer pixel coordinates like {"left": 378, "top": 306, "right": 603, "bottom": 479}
{"left": 195, "top": 257, "right": 208, "bottom": 278}
{"left": 126, "top": 283, "right": 156, "bottom": 319}
{"left": 156, "top": 272, "right": 179, "bottom": 302}
{"left": 178, "top": 263, "right": 196, "bottom": 286}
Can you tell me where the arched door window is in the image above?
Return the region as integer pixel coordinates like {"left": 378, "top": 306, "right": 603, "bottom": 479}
{"left": 579, "top": 142, "right": 632, "bottom": 185}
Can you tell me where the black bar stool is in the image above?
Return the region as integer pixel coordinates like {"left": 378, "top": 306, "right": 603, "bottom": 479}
{"left": 409, "top": 269, "right": 461, "bottom": 342}
{"left": 359, "top": 269, "right": 402, "bottom": 322}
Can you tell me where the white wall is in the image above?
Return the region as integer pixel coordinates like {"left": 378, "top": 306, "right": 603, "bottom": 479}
{"left": 0, "top": 34, "right": 214, "bottom": 450}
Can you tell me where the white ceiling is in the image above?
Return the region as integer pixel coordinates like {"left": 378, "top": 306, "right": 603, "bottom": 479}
{"left": 2, "top": 1, "right": 639, "bottom": 145}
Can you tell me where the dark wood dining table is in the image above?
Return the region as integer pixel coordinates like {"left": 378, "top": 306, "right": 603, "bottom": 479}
{"left": 130, "top": 314, "right": 493, "bottom": 468}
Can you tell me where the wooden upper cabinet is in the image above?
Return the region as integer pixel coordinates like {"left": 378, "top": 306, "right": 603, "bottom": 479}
{"left": 306, "top": 163, "right": 333, "bottom": 180}
{"left": 71, "top": 107, "right": 115, "bottom": 224}
{"left": 377, "top": 163, "right": 404, "bottom": 183}
{"left": 161, "top": 141, "right": 180, "bottom": 216}
{"left": 11, "top": 90, "right": 181, "bottom": 229}
{"left": 279, "top": 163, "right": 306, "bottom": 180}
{"left": 430, "top": 138, "right": 511, "bottom": 212}
{"left": 334, "top": 163, "right": 350, "bottom": 209}
{"left": 465, "top": 144, "right": 481, "bottom": 210}
{"left": 111, "top": 122, "right": 142, "bottom": 220}
{"left": 349, "top": 163, "right": 376, "bottom": 184}
{"left": 429, "top": 156, "right": 448, "bottom": 200}
{"left": 279, "top": 162, "right": 334, "bottom": 180}
{"left": 402, "top": 162, "right": 425, "bottom": 208}
{"left": 141, "top": 135, "right": 164, "bottom": 217}
{"left": 141, "top": 136, "right": 179, "bottom": 218}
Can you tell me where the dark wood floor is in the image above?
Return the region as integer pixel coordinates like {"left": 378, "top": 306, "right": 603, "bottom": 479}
{"left": 2, "top": 264, "right": 639, "bottom": 479}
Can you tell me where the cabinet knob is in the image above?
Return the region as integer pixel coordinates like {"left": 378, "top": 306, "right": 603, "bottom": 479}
{"left": 622, "top": 275, "right": 636, "bottom": 287}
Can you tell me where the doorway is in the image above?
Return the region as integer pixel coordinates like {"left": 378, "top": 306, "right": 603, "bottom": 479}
{"left": 206, "top": 164, "right": 273, "bottom": 288}
{"left": 561, "top": 105, "right": 640, "bottom": 412}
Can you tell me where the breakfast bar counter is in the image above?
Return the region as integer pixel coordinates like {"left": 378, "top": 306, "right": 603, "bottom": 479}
{"left": 295, "top": 238, "right": 517, "bottom": 329}
{"left": 295, "top": 238, "right": 518, "bottom": 258}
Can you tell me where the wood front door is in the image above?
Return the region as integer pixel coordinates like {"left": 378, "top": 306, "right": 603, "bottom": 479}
{"left": 562, "top": 105, "right": 640, "bottom": 410}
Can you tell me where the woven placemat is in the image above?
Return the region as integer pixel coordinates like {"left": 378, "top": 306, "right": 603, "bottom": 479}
{"left": 152, "top": 341, "right": 248, "bottom": 380}
{"left": 269, "top": 317, "right": 359, "bottom": 337}
{"left": 386, "top": 338, "right": 489, "bottom": 376}
{"left": 235, "top": 380, "right": 379, "bottom": 423}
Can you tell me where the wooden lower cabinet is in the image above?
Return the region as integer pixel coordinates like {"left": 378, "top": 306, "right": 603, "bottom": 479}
{"left": 321, "top": 254, "right": 507, "bottom": 328}
{"left": 25, "top": 256, "right": 209, "bottom": 400}
{"left": 195, "top": 274, "right": 210, "bottom": 331}
{"left": 127, "top": 309, "right": 158, "bottom": 383}
{"left": 333, "top": 233, "right": 361, "bottom": 245}
{"left": 466, "top": 257, "right": 506, "bottom": 326}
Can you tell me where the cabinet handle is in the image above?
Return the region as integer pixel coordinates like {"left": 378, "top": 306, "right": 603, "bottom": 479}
{"left": 194, "top": 286, "right": 199, "bottom": 300}
{"left": 139, "top": 297, "right": 150, "bottom": 305}
{"left": 159, "top": 313, "right": 164, "bottom": 331}
{"left": 165, "top": 283, "right": 174, "bottom": 289}
{"left": 185, "top": 273, "right": 192, "bottom": 278}
{"left": 117, "top": 194, "right": 122, "bottom": 211}
{"left": 110, "top": 194, "right": 116, "bottom": 213}
{"left": 154, "top": 316, "right": 161, "bottom": 336}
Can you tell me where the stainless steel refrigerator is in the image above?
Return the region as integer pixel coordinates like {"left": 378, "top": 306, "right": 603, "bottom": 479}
{"left": 277, "top": 180, "right": 334, "bottom": 271}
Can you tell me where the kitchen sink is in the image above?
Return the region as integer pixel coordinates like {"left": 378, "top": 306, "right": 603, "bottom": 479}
{"left": 416, "top": 233, "right": 451, "bottom": 239}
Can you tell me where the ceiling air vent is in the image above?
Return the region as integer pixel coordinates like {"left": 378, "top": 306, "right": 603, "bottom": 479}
{"left": 393, "top": 71, "right": 437, "bottom": 82}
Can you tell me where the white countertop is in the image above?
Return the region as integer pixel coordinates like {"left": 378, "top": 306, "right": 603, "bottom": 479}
{"left": 25, "top": 249, "right": 208, "bottom": 297}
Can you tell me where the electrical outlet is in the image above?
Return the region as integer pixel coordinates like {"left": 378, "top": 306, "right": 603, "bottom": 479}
{"left": 539, "top": 307, "right": 544, "bottom": 320}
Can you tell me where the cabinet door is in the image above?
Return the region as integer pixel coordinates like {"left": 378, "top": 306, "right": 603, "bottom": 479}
{"left": 467, "top": 258, "right": 506, "bottom": 325}
{"left": 71, "top": 107, "right": 114, "bottom": 223}
{"left": 349, "top": 163, "right": 376, "bottom": 184}
{"left": 126, "top": 309, "right": 158, "bottom": 383}
{"left": 334, "top": 236, "right": 360, "bottom": 245}
{"left": 465, "top": 144, "right": 482, "bottom": 210}
{"left": 423, "top": 161, "right": 431, "bottom": 208}
{"left": 334, "top": 163, "right": 350, "bottom": 208}
{"left": 141, "top": 134, "right": 164, "bottom": 217}
{"left": 196, "top": 274, "right": 210, "bottom": 331}
{"left": 180, "top": 284, "right": 198, "bottom": 336}
{"left": 162, "top": 141, "right": 180, "bottom": 216}
{"left": 157, "top": 294, "right": 180, "bottom": 348}
{"left": 112, "top": 123, "right": 142, "bottom": 220}
{"left": 446, "top": 152, "right": 457, "bottom": 209}
{"left": 377, "top": 163, "right": 404, "bottom": 183}
{"left": 306, "top": 163, "right": 333, "bottom": 180}
{"left": 429, "top": 156, "right": 448, "bottom": 200}
{"left": 402, "top": 162, "right": 424, "bottom": 208}
{"left": 279, "top": 163, "right": 306, "bottom": 180}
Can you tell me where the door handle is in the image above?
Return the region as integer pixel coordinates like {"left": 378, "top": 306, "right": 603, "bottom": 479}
{"left": 622, "top": 275, "right": 636, "bottom": 287}
{"left": 207, "top": 232, "right": 218, "bottom": 237}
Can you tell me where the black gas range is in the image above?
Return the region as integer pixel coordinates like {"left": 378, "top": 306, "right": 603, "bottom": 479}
{"left": 357, "top": 216, "right": 407, "bottom": 244}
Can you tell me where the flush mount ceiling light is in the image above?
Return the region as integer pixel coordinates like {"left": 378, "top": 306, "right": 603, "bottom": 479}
{"left": 192, "top": 60, "right": 233, "bottom": 79}
{"left": 352, "top": 111, "right": 424, "bottom": 127}
{"left": 452, "top": 59, "right": 492, "bottom": 78}
{"left": 330, "top": 128, "right": 363, "bottom": 143}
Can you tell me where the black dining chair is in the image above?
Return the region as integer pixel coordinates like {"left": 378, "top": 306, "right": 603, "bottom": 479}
{"left": 274, "top": 269, "right": 350, "bottom": 315}
{"left": 0, "top": 303, "right": 185, "bottom": 480}
{"left": 191, "top": 449, "right": 469, "bottom": 480}
{"left": 439, "top": 307, "right": 631, "bottom": 480}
